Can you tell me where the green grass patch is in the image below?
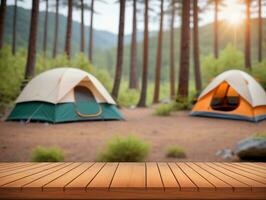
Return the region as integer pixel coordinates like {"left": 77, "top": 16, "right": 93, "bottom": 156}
{"left": 154, "top": 103, "right": 174, "bottom": 116}
{"left": 31, "top": 146, "right": 65, "bottom": 162}
{"left": 97, "top": 135, "right": 150, "bottom": 162}
{"left": 165, "top": 145, "right": 186, "bottom": 158}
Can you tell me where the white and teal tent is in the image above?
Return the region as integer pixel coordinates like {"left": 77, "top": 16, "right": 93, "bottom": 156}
{"left": 7, "top": 68, "right": 123, "bottom": 123}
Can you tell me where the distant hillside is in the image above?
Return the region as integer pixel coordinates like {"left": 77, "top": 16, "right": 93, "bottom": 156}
{"left": 2, "top": 6, "right": 266, "bottom": 82}
{"left": 3, "top": 6, "right": 132, "bottom": 54}
{"left": 94, "top": 18, "right": 266, "bottom": 81}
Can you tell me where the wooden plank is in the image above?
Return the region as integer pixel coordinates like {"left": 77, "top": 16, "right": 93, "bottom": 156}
{"left": 186, "top": 163, "right": 232, "bottom": 192}
{"left": 245, "top": 163, "right": 266, "bottom": 171}
{"left": 157, "top": 162, "right": 179, "bottom": 191}
{"left": 207, "top": 163, "right": 266, "bottom": 192}
{"left": 0, "top": 163, "right": 47, "bottom": 178}
{"left": 226, "top": 163, "right": 266, "bottom": 178}
{"left": 215, "top": 163, "right": 266, "bottom": 184}
{"left": 255, "top": 163, "right": 266, "bottom": 168}
{"left": 44, "top": 163, "right": 94, "bottom": 192}
{"left": 1, "top": 163, "right": 68, "bottom": 190}
{"left": 0, "top": 163, "right": 58, "bottom": 186}
{"left": 196, "top": 163, "right": 250, "bottom": 192}
{"left": 176, "top": 163, "right": 215, "bottom": 191}
{"left": 64, "top": 162, "right": 104, "bottom": 191}
{"left": 0, "top": 163, "right": 33, "bottom": 172}
{"left": 110, "top": 163, "right": 145, "bottom": 191}
{"left": 22, "top": 163, "right": 81, "bottom": 191}
{"left": 0, "top": 162, "right": 266, "bottom": 199}
{"left": 87, "top": 162, "right": 118, "bottom": 191}
{"left": 168, "top": 162, "right": 197, "bottom": 191}
{"left": 146, "top": 162, "right": 164, "bottom": 191}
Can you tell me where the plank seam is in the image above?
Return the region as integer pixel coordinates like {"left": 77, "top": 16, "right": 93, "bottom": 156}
{"left": 85, "top": 162, "right": 107, "bottom": 191}
{"left": 108, "top": 162, "right": 119, "bottom": 191}
{"left": 204, "top": 163, "right": 251, "bottom": 191}
{"left": 214, "top": 163, "right": 266, "bottom": 185}
{"left": 19, "top": 163, "right": 73, "bottom": 190}
{"left": 167, "top": 162, "right": 181, "bottom": 191}
{"left": 237, "top": 163, "right": 266, "bottom": 173}
{"left": 0, "top": 163, "right": 65, "bottom": 187}
{"left": 194, "top": 163, "right": 235, "bottom": 192}
{"left": 63, "top": 162, "right": 95, "bottom": 191}
{"left": 175, "top": 163, "right": 199, "bottom": 191}
{"left": 0, "top": 163, "right": 53, "bottom": 179}
{"left": 41, "top": 163, "right": 83, "bottom": 191}
{"left": 224, "top": 163, "right": 266, "bottom": 179}
{"left": 156, "top": 162, "right": 165, "bottom": 192}
{"left": 0, "top": 163, "right": 34, "bottom": 173}
{"left": 185, "top": 163, "right": 217, "bottom": 191}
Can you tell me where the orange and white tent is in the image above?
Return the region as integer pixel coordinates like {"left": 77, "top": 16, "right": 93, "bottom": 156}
{"left": 191, "top": 70, "right": 266, "bottom": 122}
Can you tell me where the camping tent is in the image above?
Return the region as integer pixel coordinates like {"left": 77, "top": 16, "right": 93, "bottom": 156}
{"left": 7, "top": 68, "right": 123, "bottom": 123}
{"left": 191, "top": 70, "right": 266, "bottom": 122}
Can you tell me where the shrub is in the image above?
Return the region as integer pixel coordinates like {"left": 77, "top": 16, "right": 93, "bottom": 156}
{"left": 173, "top": 96, "right": 191, "bottom": 111}
{"left": 118, "top": 87, "right": 139, "bottom": 107}
{"left": 201, "top": 44, "right": 245, "bottom": 86}
{"left": 166, "top": 145, "right": 186, "bottom": 158}
{"left": 97, "top": 135, "right": 150, "bottom": 162}
{"left": 31, "top": 146, "right": 65, "bottom": 162}
{"left": 252, "top": 61, "right": 266, "bottom": 90}
{"left": 154, "top": 104, "right": 173, "bottom": 116}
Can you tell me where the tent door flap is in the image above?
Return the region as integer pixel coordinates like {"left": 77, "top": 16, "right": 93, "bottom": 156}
{"left": 74, "top": 86, "right": 102, "bottom": 118}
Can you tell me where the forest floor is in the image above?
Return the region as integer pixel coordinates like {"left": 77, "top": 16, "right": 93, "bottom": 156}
{"left": 0, "top": 108, "right": 266, "bottom": 162}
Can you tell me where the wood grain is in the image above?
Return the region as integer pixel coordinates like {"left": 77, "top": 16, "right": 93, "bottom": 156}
{"left": 0, "top": 162, "right": 265, "bottom": 199}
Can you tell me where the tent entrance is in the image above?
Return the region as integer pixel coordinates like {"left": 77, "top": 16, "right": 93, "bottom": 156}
{"left": 211, "top": 82, "right": 240, "bottom": 112}
{"left": 74, "top": 86, "right": 102, "bottom": 117}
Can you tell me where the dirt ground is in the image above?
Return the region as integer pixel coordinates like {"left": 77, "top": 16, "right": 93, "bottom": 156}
{"left": 0, "top": 108, "right": 266, "bottom": 162}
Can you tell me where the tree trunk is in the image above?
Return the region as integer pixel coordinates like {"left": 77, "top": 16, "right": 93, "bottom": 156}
{"left": 153, "top": 0, "right": 164, "bottom": 103}
{"left": 53, "top": 0, "right": 59, "bottom": 58}
{"left": 43, "top": 0, "right": 48, "bottom": 56}
{"left": 0, "top": 0, "right": 7, "bottom": 49}
{"left": 245, "top": 0, "right": 251, "bottom": 68}
{"left": 169, "top": 0, "right": 176, "bottom": 99}
{"left": 258, "top": 0, "right": 262, "bottom": 62}
{"left": 137, "top": 0, "right": 149, "bottom": 107}
{"left": 214, "top": 0, "right": 218, "bottom": 59}
{"left": 193, "top": 0, "right": 202, "bottom": 93}
{"left": 88, "top": 0, "right": 94, "bottom": 62}
{"left": 12, "top": 0, "right": 17, "bottom": 55}
{"left": 111, "top": 0, "right": 126, "bottom": 99}
{"left": 24, "top": 0, "right": 40, "bottom": 83}
{"left": 65, "top": 0, "right": 73, "bottom": 59}
{"left": 177, "top": 0, "right": 190, "bottom": 98}
{"left": 80, "top": 0, "right": 85, "bottom": 52}
{"left": 129, "top": 0, "right": 138, "bottom": 89}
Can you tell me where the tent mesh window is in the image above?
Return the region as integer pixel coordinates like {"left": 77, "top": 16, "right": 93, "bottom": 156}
{"left": 74, "top": 86, "right": 102, "bottom": 117}
{"left": 211, "top": 82, "right": 240, "bottom": 112}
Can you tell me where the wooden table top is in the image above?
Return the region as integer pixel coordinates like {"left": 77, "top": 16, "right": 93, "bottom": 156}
{"left": 0, "top": 162, "right": 265, "bottom": 199}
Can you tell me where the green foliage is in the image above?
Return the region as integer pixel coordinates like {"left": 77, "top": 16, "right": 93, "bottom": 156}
{"left": 173, "top": 95, "right": 191, "bottom": 111}
{"left": 31, "top": 146, "right": 65, "bottom": 162}
{"left": 154, "top": 104, "right": 174, "bottom": 116}
{"left": 91, "top": 68, "right": 113, "bottom": 92}
{"left": 166, "top": 145, "right": 186, "bottom": 158}
{"left": 97, "top": 135, "right": 150, "bottom": 162}
{"left": 0, "top": 46, "right": 25, "bottom": 114}
{"left": 252, "top": 61, "right": 266, "bottom": 90}
{"left": 202, "top": 44, "right": 245, "bottom": 86}
{"left": 117, "top": 82, "right": 139, "bottom": 107}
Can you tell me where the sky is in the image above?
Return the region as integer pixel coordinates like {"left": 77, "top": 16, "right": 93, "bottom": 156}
{"left": 7, "top": 0, "right": 266, "bottom": 35}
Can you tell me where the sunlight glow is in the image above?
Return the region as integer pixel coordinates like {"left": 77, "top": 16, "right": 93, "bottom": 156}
{"left": 221, "top": 0, "right": 245, "bottom": 26}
